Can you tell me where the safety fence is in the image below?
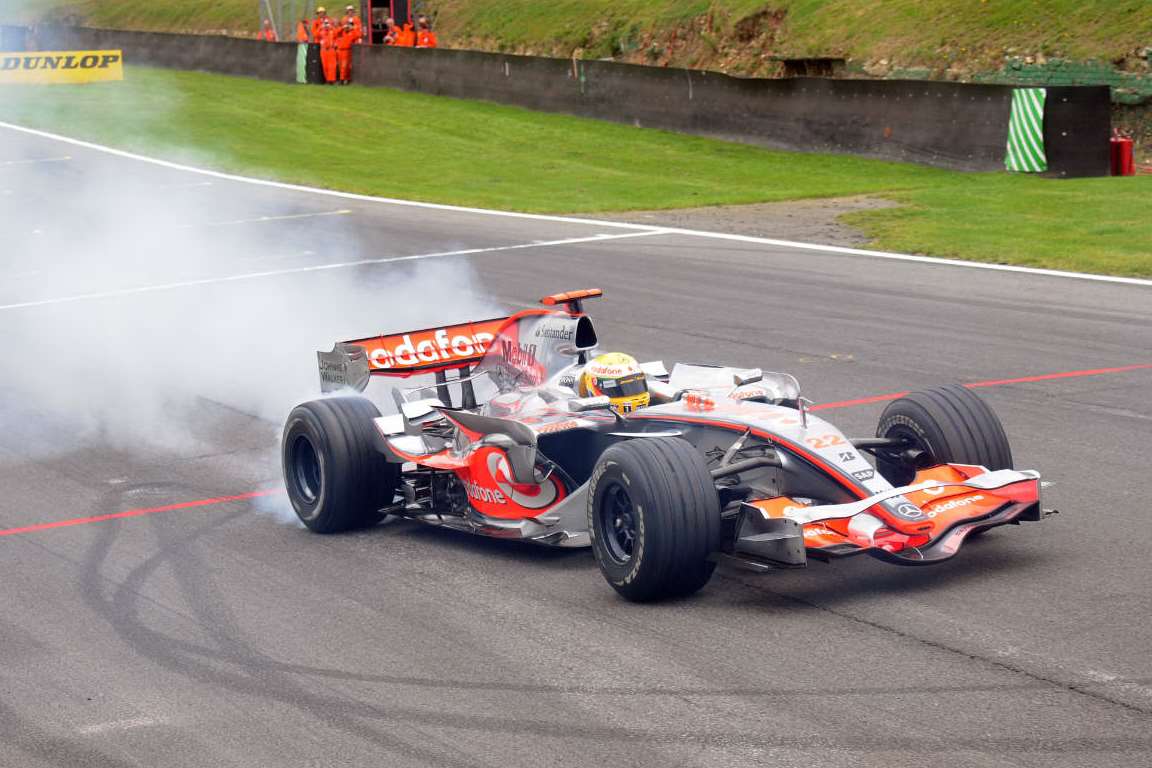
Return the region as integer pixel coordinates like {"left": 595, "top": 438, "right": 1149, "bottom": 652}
{"left": 29, "top": 25, "right": 1112, "bottom": 176}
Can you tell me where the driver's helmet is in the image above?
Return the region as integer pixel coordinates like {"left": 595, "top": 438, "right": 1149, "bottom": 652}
{"left": 579, "top": 352, "right": 650, "bottom": 413}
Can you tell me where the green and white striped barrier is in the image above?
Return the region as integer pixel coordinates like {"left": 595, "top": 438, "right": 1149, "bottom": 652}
{"left": 1005, "top": 88, "right": 1047, "bottom": 173}
{"left": 296, "top": 43, "right": 308, "bottom": 84}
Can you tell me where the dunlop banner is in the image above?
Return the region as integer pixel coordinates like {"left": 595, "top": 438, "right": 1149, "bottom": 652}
{"left": 0, "top": 50, "right": 124, "bottom": 85}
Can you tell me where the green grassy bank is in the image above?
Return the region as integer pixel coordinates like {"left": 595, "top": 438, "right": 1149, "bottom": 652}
{"left": 430, "top": 1, "right": 1152, "bottom": 67}
{"left": 6, "top": 1, "right": 1151, "bottom": 72}
{"left": 1, "top": 67, "right": 1147, "bottom": 276}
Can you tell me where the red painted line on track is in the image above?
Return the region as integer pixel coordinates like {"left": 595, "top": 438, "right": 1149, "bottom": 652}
{"left": 0, "top": 490, "right": 278, "bottom": 539}
{"left": 812, "top": 363, "right": 1152, "bottom": 411}
{"left": 3, "top": 364, "right": 1149, "bottom": 539}
{"left": 963, "top": 364, "right": 1152, "bottom": 389}
{"left": 809, "top": 392, "right": 909, "bottom": 411}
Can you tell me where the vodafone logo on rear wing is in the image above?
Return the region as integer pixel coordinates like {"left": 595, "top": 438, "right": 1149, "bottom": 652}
{"left": 346, "top": 317, "right": 508, "bottom": 375}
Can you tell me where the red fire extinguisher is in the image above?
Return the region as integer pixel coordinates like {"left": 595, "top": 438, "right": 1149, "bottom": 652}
{"left": 1110, "top": 129, "right": 1134, "bottom": 177}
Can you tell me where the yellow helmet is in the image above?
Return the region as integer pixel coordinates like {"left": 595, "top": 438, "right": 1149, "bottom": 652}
{"left": 580, "top": 352, "right": 650, "bottom": 413}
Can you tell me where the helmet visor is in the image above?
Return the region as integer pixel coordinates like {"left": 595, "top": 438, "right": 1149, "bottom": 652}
{"left": 596, "top": 373, "right": 647, "bottom": 397}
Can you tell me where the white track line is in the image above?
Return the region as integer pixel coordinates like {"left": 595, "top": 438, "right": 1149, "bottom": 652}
{"left": 0, "top": 230, "right": 667, "bottom": 312}
{"left": 77, "top": 716, "right": 166, "bottom": 735}
{"left": 652, "top": 229, "right": 1152, "bottom": 287}
{"left": 178, "top": 209, "right": 351, "bottom": 228}
{"left": 158, "top": 180, "right": 213, "bottom": 190}
{"left": 2, "top": 120, "right": 1150, "bottom": 288}
{"left": 0, "top": 154, "right": 71, "bottom": 166}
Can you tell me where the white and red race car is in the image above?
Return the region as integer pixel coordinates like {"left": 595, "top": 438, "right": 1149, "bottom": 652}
{"left": 282, "top": 290, "right": 1051, "bottom": 602}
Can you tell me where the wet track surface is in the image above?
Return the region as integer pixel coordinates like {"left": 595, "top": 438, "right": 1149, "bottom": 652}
{"left": 2, "top": 125, "right": 1152, "bottom": 767}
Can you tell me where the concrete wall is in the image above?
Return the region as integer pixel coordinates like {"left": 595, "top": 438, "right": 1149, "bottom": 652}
{"left": 360, "top": 48, "right": 1019, "bottom": 171}
{"left": 33, "top": 25, "right": 1112, "bottom": 176}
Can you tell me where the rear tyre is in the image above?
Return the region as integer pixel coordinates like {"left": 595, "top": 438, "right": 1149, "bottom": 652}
{"left": 282, "top": 397, "right": 400, "bottom": 533}
{"left": 875, "top": 384, "right": 1013, "bottom": 486}
{"left": 588, "top": 437, "right": 720, "bottom": 602}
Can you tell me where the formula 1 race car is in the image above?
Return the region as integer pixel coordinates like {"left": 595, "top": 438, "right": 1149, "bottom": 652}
{"left": 281, "top": 289, "right": 1051, "bottom": 602}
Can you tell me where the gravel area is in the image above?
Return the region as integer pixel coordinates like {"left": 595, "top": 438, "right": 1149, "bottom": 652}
{"left": 588, "top": 195, "right": 900, "bottom": 246}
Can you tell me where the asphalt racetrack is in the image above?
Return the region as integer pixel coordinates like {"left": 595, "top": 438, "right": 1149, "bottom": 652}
{"left": 2, "top": 123, "right": 1152, "bottom": 768}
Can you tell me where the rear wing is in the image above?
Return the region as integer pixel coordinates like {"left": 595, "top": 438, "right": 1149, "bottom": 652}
{"left": 318, "top": 317, "right": 507, "bottom": 392}
{"left": 316, "top": 289, "right": 603, "bottom": 394}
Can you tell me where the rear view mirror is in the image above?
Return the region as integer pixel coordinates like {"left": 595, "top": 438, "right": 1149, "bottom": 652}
{"left": 734, "top": 368, "right": 763, "bottom": 386}
{"left": 568, "top": 395, "right": 611, "bottom": 413}
{"left": 556, "top": 342, "right": 596, "bottom": 356}
{"left": 640, "top": 360, "right": 669, "bottom": 378}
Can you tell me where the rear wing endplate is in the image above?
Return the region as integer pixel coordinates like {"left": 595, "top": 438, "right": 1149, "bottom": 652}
{"left": 318, "top": 343, "right": 372, "bottom": 393}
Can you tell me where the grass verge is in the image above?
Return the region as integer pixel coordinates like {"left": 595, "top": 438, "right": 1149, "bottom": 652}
{"left": 0, "top": 66, "right": 1148, "bottom": 277}
{"left": 430, "top": 0, "right": 1152, "bottom": 66}
{"left": 6, "top": 1, "right": 1151, "bottom": 69}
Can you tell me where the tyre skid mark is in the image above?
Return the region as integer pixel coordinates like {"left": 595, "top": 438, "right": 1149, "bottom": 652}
{"left": 70, "top": 485, "right": 484, "bottom": 768}
{"left": 717, "top": 569, "right": 1152, "bottom": 717}
{"left": 18, "top": 521, "right": 1152, "bottom": 754}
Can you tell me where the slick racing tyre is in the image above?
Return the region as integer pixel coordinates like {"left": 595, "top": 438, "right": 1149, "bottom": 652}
{"left": 588, "top": 437, "right": 721, "bottom": 603}
{"left": 282, "top": 397, "right": 399, "bottom": 534}
{"left": 875, "top": 384, "right": 1013, "bottom": 486}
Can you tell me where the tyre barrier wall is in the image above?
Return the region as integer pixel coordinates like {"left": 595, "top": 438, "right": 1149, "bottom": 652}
{"left": 36, "top": 25, "right": 298, "bottom": 83}
{"left": 33, "top": 25, "right": 1111, "bottom": 176}
{"left": 1, "top": 24, "right": 29, "bottom": 51}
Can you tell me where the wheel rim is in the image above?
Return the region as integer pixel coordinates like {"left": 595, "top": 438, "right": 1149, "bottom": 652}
{"left": 290, "top": 434, "right": 323, "bottom": 505}
{"left": 599, "top": 481, "right": 637, "bottom": 564}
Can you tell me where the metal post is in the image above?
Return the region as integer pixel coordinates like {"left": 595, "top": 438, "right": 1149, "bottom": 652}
{"left": 434, "top": 370, "right": 450, "bottom": 406}
{"left": 460, "top": 366, "right": 477, "bottom": 410}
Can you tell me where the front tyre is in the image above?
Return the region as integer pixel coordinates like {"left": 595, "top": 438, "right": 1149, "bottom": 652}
{"left": 588, "top": 437, "right": 720, "bottom": 602}
{"left": 282, "top": 397, "right": 399, "bottom": 533}
{"left": 875, "top": 384, "right": 1013, "bottom": 486}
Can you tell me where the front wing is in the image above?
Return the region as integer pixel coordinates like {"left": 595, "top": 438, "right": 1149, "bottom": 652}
{"left": 735, "top": 464, "right": 1052, "bottom": 567}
